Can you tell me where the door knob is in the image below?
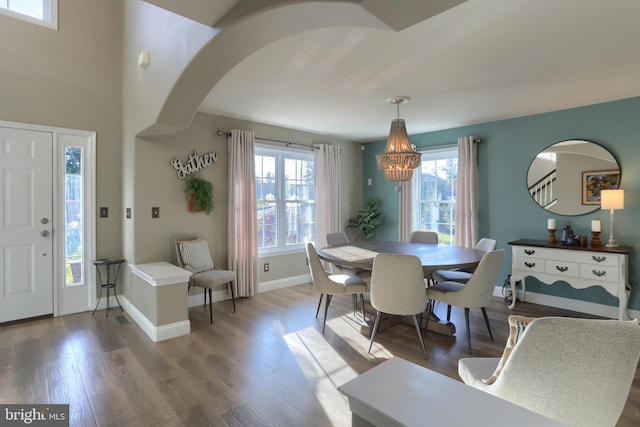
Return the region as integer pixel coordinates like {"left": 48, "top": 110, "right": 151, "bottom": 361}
{"left": 40, "top": 230, "right": 50, "bottom": 237}
{"left": 41, "top": 217, "right": 49, "bottom": 224}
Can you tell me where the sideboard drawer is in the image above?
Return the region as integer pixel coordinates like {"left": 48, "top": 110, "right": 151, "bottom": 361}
{"left": 583, "top": 253, "right": 619, "bottom": 267}
{"left": 514, "top": 257, "right": 545, "bottom": 273}
{"left": 545, "top": 260, "right": 580, "bottom": 278}
{"left": 580, "top": 264, "right": 619, "bottom": 283}
{"left": 515, "top": 246, "right": 618, "bottom": 267}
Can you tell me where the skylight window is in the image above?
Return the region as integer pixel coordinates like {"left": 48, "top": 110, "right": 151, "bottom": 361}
{"left": 0, "top": 0, "right": 57, "bottom": 29}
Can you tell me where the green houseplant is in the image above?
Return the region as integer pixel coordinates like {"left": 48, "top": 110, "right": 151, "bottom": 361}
{"left": 347, "top": 196, "right": 382, "bottom": 241}
{"left": 184, "top": 175, "right": 214, "bottom": 214}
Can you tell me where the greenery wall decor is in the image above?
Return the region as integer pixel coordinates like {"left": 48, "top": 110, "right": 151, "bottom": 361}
{"left": 184, "top": 175, "right": 214, "bottom": 214}
{"left": 347, "top": 196, "right": 381, "bottom": 241}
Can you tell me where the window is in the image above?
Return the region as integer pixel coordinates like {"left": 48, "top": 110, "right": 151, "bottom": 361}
{"left": 255, "top": 144, "right": 314, "bottom": 253}
{"left": 416, "top": 146, "right": 458, "bottom": 244}
{"left": 64, "top": 146, "right": 83, "bottom": 286}
{"left": 0, "top": 0, "right": 57, "bottom": 29}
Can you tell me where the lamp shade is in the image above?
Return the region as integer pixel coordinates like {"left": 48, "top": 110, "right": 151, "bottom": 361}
{"left": 376, "top": 119, "right": 421, "bottom": 182}
{"left": 601, "top": 189, "right": 624, "bottom": 210}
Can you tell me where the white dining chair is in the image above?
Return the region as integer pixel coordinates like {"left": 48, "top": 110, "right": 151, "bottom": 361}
{"left": 432, "top": 238, "right": 497, "bottom": 285}
{"left": 409, "top": 231, "right": 438, "bottom": 244}
{"left": 426, "top": 249, "right": 505, "bottom": 353}
{"left": 306, "top": 243, "right": 368, "bottom": 333}
{"left": 368, "top": 253, "right": 429, "bottom": 359}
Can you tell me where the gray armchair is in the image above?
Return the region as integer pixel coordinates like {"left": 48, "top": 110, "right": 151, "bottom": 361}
{"left": 176, "top": 237, "right": 236, "bottom": 324}
{"left": 458, "top": 316, "right": 640, "bottom": 427}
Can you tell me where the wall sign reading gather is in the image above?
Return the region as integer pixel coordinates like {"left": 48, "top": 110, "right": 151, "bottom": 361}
{"left": 171, "top": 150, "right": 218, "bottom": 179}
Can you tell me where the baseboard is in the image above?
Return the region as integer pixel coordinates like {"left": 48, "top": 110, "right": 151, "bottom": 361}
{"left": 121, "top": 296, "right": 191, "bottom": 342}
{"left": 258, "top": 274, "right": 311, "bottom": 293}
{"left": 186, "top": 274, "right": 311, "bottom": 306}
{"left": 493, "top": 287, "right": 640, "bottom": 320}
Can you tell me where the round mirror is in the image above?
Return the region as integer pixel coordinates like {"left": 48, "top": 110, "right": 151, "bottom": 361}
{"left": 527, "top": 140, "right": 620, "bottom": 216}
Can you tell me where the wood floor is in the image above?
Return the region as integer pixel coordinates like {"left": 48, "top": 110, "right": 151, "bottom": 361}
{"left": 1, "top": 284, "right": 639, "bottom": 427}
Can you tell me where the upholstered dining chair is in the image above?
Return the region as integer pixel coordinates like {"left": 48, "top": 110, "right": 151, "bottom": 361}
{"left": 326, "top": 231, "right": 350, "bottom": 246}
{"left": 326, "top": 231, "right": 367, "bottom": 280}
{"left": 458, "top": 316, "right": 640, "bottom": 427}
{"left": 409, "top": 230, "right": 438, "bottom": 244}
{"left": 432, "top": 238, "right": 497, "bottom": 285}
{"left": 368, "top": 253, "right": 429, "bottom": 359}
{"left": 426, "top": 249, "right": 505, "bottom": 353}
{"left": 306, "top": 242, "right": 368, "bottom": 333}
{"left": 176, "top": 237, "right": 236, "bottom": 324}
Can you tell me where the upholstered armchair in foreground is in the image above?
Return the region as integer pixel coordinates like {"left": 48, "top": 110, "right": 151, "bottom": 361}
{"left": 458, "top": 316, "right": 640, "bottom": 427}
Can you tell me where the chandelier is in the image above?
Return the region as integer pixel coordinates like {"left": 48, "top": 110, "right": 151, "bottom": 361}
{"left": 376, "top": 97, "right": 421, "bottom": 182}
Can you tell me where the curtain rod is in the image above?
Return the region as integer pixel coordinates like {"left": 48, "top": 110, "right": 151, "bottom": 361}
{"left": 217, "top": 130, "right": 319, "bottom": 150}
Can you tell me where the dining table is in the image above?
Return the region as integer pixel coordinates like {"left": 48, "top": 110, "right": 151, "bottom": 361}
{"left": 317, "top": 241, "right": 487, "bottom": 337}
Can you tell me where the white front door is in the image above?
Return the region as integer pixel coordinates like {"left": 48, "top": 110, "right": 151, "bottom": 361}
{"left": 0, "top": 127, "right": 54, "bottom": 322}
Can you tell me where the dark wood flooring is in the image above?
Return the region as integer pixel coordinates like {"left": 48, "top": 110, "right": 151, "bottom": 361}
{"left": 1, "top": 284, "right": 638, "bottom": 426}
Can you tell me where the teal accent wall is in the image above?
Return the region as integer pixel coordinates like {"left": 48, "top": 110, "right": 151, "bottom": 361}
{"left": 362, "top": 96, "right": 640, "bottom": 311}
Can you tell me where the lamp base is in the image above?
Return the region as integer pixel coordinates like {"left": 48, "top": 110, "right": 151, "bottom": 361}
{"left": 606, "top": 241, "right": 619, "bottom": 248}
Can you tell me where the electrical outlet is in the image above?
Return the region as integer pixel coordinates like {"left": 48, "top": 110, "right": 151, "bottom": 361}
{"left": 152, "top": 207, "right": 160, "bottom": 218}
{"left": 100, "top": 207, "right": 108, "bottom": 218}
{"left": 263, "top": 263, "right": 269, "bottom": 272}
{"left": 126, "top": 208, "right": 131, "bottom": 219}
{"left": 306, "top": 257, "right": 309, "bottom": 265}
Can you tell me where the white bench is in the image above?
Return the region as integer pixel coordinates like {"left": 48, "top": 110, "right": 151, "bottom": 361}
{"left": 338, "top": 357, "right": 566, "bottom": 427}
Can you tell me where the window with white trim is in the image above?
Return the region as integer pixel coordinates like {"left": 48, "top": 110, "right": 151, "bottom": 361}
{"left": 416, "top": 146, "right": 458, "bottom": 244}
{"left": 255, "top": 144, "right": 315, "bottom": 253}
{"left": 64, "top": 146, "right": 84, "bottom": 286}
{"left": 0, "top": 0, "right": 58, "bottom": 29}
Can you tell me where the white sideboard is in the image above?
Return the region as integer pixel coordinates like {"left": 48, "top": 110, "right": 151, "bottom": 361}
{"left": 509, "top": 239, "right": 633, "bottom": 320}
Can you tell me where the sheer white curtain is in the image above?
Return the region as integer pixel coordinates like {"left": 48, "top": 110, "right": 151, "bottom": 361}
{"left": 455, "top": 136, "right": 478, "bottom": 248}
{"left": 398, "top": 173, "right": 419, "bottom": 241}
{"left": 314, "top": 144, "right": 341, "bottom": 248}
{"left": 228, "top": 129, "right": 258, "bottom": 297}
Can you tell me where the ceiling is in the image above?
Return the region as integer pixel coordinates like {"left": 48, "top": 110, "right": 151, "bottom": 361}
{"left": 148, "top": 0, "right": 640, "bottom": 142}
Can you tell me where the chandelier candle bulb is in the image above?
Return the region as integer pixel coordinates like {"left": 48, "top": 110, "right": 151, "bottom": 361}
{"left": 591, "top": 220, "right": 601, "bottom": 232}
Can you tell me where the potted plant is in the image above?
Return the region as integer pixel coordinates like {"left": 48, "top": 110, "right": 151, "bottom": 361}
{"left": 347, "top": 196, "right": 382, "bottom": 241}
{"left": 184, "top": 175, "right": 214, "bottom": 214}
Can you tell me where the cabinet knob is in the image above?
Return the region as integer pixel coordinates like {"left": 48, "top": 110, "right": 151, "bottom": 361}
{"left": 592, "top": 270, "right": 607, "bottom": 277}
{"left": 555, "top": 265, "right": 568, "bottom": 273}
{"left": 524, "top": 249, "right": 535, "bottom": 256}
{"left": 592, "top": 255, "right": 607, "bottom": 263}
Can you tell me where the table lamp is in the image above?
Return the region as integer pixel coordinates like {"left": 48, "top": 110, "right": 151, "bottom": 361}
{"left": 601, "top": 189, "right": 624, "bottom": 247}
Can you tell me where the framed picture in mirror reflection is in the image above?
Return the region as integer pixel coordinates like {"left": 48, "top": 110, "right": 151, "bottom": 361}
{"left": 582, "top": 170, "right": 620, "bottom": 205}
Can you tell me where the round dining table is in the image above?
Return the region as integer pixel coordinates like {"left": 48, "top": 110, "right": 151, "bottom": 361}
{"left": 317, "top": 241, "right": 487, "bottom": 337}
{"left": 317, "top": 240, "right": 486, "bottom": 279}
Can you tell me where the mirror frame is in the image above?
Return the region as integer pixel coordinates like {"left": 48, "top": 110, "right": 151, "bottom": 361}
{"left": 527, "top": 139, "right": 621, "bottom": 216}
